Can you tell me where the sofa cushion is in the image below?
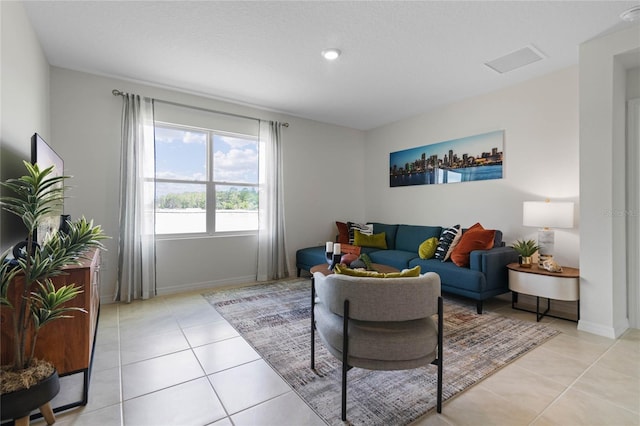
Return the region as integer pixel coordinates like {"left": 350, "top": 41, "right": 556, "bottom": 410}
{"left": 409, "top": 258, "right": 486, "bottom": 292}
{"left": 451, "top": 223, "right": 495, "bottom": 267}
{"left": 395, "top": 225, "right": 442, "bottom": 253}
{"left": 358, "top": 246, "right": 382, "bottom": 256}
{"left": 368, "top": 250, "right": 419, "bottom": 271}
{"left": 296, "top": 246, "right": 327, "bottom": 271}
{"left": 418, "top": 237, "right": 439, "bottom": 259}
{"left": 371, "top": 223, "right": 399, "bottom": 250}
{"left": 354, "top": 230, "right": 387, "bottom": 249}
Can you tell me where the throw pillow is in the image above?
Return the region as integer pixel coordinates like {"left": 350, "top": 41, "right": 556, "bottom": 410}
{"left": 334, "top": 264, "right": 421, "bottom": 278}
{"left": 347, "top": 222, "right": 373, "bottom": 244}
{"left": 418, "top": 237, "right": 439, "bottom": 259}
{"left": 444, "top": 230, "right": 463, "bottom": 261}
{"left": 434, "top": 224, "right": 461, "bottom": 261}
{"left": 354, "top": 230, "right": 387, "bottom": 249}
{"left": 336, "top": 221, "right": 350, "bottom": 244}
{"left": 340, "top": 243, "right": 362, "bottom": 256}
{"left": 450, "top": 223, "right": 496, "bottom": 267}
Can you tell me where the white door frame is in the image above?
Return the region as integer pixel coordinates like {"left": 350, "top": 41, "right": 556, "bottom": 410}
{"left": 627, "top": 98, "right": 640, "bottom": 329}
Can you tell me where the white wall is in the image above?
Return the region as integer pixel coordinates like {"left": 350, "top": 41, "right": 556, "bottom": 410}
{"left": 628, "top": 67, "right": 640, "bottom": 99}
{"left": 364, "top": 67, "right": 580, "bottom": 268}
{"left": 0, "top": 2, "right": 51, "bottom": 252}
{"left": 49, "top": 68, "right": 365, "bottom": 302}
{"left": 579, "top": 25, "right": 640, "bottom": 338}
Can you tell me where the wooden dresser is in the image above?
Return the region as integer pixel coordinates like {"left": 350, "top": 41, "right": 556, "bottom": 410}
{"left": 1, "top": 248, "right": 101, "bottom": 408}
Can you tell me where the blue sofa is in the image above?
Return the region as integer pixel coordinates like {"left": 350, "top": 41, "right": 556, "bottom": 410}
{"left": 296, "top": 222, "right": 518, "bottom": 314}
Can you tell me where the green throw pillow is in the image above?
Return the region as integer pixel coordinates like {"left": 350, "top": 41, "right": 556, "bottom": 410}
{"left": 418, "top": 237, "right": 439, "bottom": 259}
{"left": 354, "top": 230, "right": 387, "bottom": 249}
{"left": 334, "top": 264, "right": 421, "bottom": 278}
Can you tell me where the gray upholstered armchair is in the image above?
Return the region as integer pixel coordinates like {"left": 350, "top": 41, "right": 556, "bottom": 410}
{"left": 310, "top": 271, "right": 443, "bottom": 421}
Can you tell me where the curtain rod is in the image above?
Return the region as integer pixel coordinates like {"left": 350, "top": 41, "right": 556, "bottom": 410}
{"left": 111, "top": 89, "right": 289, "bottom": 127}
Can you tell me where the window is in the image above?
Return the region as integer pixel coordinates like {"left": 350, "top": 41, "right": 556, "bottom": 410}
{"left": 154, "top": 123, "right": 259, "bottom": 235}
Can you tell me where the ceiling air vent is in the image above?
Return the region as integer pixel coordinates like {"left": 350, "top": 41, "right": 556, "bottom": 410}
{"left": 484, "top": 45, "right": 545, "bottom": 74}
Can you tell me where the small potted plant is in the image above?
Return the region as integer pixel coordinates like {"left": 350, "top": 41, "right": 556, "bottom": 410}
{"left": 509, "top": 239, "right": 539, "bottom": 268}
{"left": 0, "top": 161, "right": 106, "bottom": 423}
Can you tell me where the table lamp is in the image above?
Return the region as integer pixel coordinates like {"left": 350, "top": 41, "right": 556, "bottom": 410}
{"left": 523, "top": 200, "right": 574, "bottom": 267}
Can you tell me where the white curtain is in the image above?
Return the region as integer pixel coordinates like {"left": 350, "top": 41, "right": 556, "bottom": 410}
{"left": 257, "top": 121, "right": 290, "bottom": 281}
{"left": 115, "top": 94, "right": 156, "bottom": 302}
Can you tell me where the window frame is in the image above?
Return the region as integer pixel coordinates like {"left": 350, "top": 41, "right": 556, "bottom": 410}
{"left": 154, "top": 121, "right": 259, "bottom": 238}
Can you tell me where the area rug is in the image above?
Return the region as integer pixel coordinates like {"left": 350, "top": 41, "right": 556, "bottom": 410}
{"left": 203, "top": 279, "right": 559, "bottom": 426}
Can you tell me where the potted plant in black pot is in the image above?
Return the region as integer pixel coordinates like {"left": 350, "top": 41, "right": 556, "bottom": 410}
{"left": 0, "top": 161, "right": 106, "bottom": 424}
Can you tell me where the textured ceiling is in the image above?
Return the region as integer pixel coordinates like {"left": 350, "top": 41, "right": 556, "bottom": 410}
{"left": 23, "top": 1, "right": 639, "bottom": 130}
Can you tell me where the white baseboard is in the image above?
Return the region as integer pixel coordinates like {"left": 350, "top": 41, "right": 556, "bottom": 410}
{"left": 99, "top": 275, "right": 258, "bottom": 304}
{"left": 155, "top": 275, "right": 258, "bottom": 296}
{"left": 577, "top": 318, "right": 630, "bottom": 339}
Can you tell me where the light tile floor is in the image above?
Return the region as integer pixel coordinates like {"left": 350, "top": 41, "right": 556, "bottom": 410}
{"left": 33, "top": 284, "right": 639, "bottom": 426}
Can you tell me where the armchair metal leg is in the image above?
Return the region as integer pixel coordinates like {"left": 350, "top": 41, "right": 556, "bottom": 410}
{"left": 310, "top": 277, "right": 316, "bottom": 370}
{"left": 437, "top": 296, "right": 443, "bottom": 413}
{"left": 341, "top": 300, "right": 350, "bottom": 421}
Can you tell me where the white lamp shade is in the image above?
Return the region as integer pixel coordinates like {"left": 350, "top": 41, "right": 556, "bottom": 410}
{"left": 523, "top": 201, "right": 574, "bottom": 229}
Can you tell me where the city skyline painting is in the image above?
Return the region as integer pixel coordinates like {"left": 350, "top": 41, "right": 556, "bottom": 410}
{"left": 389, "top": 130, "right": 504, "bottom": 187}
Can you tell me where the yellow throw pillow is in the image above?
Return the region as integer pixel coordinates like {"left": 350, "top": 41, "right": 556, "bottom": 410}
{"left": 334, "top": 264, "right": 421, "bottom": 278}
{"left": 418, "top": 237, "right": 439, "bottom": 259}
{"left": 354, "top": 230, "right": 387, "bottom": 249}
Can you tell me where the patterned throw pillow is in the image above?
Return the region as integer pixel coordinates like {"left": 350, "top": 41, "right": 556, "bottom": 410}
{"left": 434, "top": 224, "right": 461, "bottom": 261}
{"left": 347, "top": 222, "right": 373, "bottom": 244}
{"left": 444, "top": 229, "right": 463, "bottom": 261}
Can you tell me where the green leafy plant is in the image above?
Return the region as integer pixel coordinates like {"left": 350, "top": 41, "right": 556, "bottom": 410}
{"left": 509, "top": 239, "right": 539, "bottom": 257}
{"left": 0, "top": 161, "right": 107, "bottom": 375}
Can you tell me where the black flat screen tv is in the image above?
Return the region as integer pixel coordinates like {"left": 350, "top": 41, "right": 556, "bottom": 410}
{"left": 31, "top": 133, "right": 64, "bottom": 247}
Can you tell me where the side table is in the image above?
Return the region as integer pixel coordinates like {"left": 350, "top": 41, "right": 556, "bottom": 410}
{"left": 507, "top": 263, "right": 580, "bottom": 322}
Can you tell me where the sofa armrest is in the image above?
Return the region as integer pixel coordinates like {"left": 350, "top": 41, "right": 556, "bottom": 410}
{"left": 469, "top": 246, "right": 519, "bottom": 290}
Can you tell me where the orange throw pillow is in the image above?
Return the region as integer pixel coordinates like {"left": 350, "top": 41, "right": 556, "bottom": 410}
{"left": 336, "top": 221, "right": 350, "bottom": 244}
{"left": 450, "top": 223, "right": 495, "bottom": 267}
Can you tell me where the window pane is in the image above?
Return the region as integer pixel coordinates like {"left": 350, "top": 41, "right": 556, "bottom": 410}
{"left": 215, "top": 185, "right": 258, "bottom": 232}
{"left": 155, "top": 126, "right": 207, "bottom": 181}
{"left": 213, "top": 135, "right": 258, "bottom": 184}
{"left": 156, "top": 182, "right": 206, "bottom": 234}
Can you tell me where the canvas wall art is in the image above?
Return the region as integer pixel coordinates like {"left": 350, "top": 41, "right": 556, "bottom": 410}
{"left": 389, "top": 130, "right": 504, "bottom": 187}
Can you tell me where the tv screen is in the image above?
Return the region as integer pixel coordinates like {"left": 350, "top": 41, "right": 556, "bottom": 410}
{"left": 31, "top": 133, "right": 64, "bottom": 247}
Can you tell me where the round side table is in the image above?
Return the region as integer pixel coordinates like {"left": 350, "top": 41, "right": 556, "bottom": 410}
{"left": 507, "top": 263, "right": 580, "bottom": 322}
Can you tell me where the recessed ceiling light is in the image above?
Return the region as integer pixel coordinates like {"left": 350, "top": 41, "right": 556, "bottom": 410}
{"left": 620, "top": 5, "right": 640, "bottom": 22}
{"left": 321, "top": 48, "right": 341, "bottom": 61}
